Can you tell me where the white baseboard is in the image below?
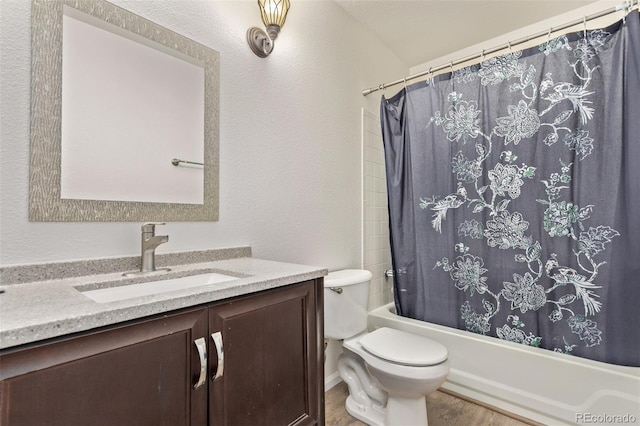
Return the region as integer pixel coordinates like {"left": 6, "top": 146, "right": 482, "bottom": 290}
{"left": 324, "top": 371, "right": 342, "bottom": 391}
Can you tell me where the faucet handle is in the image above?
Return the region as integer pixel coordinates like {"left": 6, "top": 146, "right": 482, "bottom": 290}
{"left": 141, "top": 222, "right": 166, "bottom": 234}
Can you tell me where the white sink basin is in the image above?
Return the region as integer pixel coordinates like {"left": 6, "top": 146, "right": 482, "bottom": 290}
{"left": 81, "top": 272, "right": 240, "bottom": 303}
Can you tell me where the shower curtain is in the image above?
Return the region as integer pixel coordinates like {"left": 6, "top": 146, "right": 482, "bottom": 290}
{"left": 381, "top": 12, "right": 640, "bottom": 367}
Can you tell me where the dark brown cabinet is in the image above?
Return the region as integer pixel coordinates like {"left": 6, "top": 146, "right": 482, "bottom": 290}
{"left": 209, "top": 280, "right": 320, "bottom": 426}
{"left": 0, "top": 308, "right": 209, "bottom": 426}
{"left": 0, "top": 279, "right": 324, "bottom": 426}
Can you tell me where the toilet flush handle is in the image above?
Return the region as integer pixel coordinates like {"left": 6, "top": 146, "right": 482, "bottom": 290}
{"left": 329, "top": 287, "right": 343, "bottom": 294}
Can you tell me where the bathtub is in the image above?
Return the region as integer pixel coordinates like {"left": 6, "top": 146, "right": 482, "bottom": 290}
{"left": 368, "top": 303, "right": 640, "bottom": 425}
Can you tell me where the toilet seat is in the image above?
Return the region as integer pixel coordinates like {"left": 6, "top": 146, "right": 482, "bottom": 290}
{"left": 359, "top": 327, "right": 448, "bottom": 366}
{"left": 342, "top": 330, "right": 449, "bottom": 384}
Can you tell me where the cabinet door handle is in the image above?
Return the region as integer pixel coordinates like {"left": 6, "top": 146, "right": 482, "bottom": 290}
{"left": 194, "top": 337, "right": 207, "bottom": 390}
{"left": 211, "top": 331, "right": 224, "bottom": 381}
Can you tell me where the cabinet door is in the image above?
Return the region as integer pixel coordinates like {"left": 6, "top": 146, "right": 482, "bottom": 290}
{"left": 209, "top": 280, "right": 323, "bottom": 426}
{"left": 0, "top": 308, "right": 208, "bottom": 426}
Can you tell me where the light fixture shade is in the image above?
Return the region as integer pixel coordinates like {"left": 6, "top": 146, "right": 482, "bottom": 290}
{"left": 258, "top": 0, "right": 290, "bottom": 28}
{"left": 247, "top": 0, "right": 289, "bottom": 57}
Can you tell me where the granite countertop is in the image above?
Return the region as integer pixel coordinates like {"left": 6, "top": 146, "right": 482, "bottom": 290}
{"left": 0, "top": 248, "right": 327, "bottom": 350}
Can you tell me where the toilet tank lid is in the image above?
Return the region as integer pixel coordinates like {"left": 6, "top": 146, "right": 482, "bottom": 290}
{"left": 360, "top": 327, "right": 448, "bottom": 366}
{"left": 324, "top": 269, "right": 373, "bottom": 287}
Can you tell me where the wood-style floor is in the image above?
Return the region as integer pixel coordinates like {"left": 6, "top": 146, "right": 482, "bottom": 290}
{"left": 325, "top": 382, "right": 532, "bottom": 426}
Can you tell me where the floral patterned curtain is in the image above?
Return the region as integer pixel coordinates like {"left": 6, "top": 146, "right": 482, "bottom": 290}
{"left": 381, "top": 12, "right": 640, "bottom": 366}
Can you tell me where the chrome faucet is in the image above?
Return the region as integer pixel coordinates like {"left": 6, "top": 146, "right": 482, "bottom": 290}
{"left": 124, "top": 222, "right": 170, "bottom": 276}
{"left": 141, "top": 222, "right": 170, "bottom": 273}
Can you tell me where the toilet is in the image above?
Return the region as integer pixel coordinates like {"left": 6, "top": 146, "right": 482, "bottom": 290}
{"left": 324, "top": 269, "right": 449, "bottom": 426}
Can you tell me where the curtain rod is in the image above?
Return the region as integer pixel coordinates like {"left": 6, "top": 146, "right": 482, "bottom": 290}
{"left": 362, "top": 0, "right": 639, "bottom": 96}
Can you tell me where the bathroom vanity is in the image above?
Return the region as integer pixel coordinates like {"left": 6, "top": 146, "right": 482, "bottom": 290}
{"left": 0, "top": 248, "right": 326, "bottom": 426}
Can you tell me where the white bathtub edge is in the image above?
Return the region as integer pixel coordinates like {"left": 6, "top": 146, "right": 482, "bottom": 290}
{"left": 441, "top": 378, "right": 558, "bottom": 425}
{"left": 368, "top": 303, "right": 640, "bottom": 426}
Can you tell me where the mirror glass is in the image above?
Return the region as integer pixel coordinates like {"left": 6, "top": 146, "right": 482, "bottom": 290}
{"left": 61, "top": 6, "right": 205, "bottom": 204}
{"left": 30, "top": 0, "right": 219, "bottom": 221}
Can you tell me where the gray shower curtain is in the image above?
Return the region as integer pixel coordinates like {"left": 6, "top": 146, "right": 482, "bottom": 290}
{"left": 381, "top": 12, "right": 640, "bottom": 366}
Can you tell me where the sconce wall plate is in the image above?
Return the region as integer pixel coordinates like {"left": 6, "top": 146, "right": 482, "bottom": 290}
{"left": 247, "top": 27, "right": 272, "bottom": 58}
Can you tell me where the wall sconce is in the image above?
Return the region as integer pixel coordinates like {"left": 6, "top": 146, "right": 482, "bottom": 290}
{"left": 247, "top": 0, "right": 290, "bottom": 58}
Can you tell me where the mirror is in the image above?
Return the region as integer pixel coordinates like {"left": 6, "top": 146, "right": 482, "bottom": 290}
{"left": 30, "top": 0, "right": 220, "bottom": 221}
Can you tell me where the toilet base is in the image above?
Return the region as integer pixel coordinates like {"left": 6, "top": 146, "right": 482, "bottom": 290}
{"left": 345, "top": 395, "right": 385, "bottom": 426}
{"left": 385, "top": 395, "right": 428, "bottom": 426}
{"left": 345, "top": 394, "right": 429, "bottom": 426}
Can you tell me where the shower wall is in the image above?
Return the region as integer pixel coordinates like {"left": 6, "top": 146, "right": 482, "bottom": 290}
{"left": 362, "top": 109, "right": 393, "bottom": 310}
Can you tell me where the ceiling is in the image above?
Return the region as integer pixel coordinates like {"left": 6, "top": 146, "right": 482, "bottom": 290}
{"left": 334, "top": 0, "right": 598, "bottom": 66}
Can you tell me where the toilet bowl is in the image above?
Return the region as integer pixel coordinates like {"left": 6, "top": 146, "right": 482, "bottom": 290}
{"left": 324, "top": 270, "right": 450, "bottom": 426}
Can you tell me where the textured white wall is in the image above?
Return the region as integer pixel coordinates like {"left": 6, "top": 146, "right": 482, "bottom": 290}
{"left": 0, "top": 0, "right": 407, "bottom": 267}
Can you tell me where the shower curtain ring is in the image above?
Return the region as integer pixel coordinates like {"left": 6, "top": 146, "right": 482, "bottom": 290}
{"left": 508, "top": 41, "right": 513, "bottom": 54}
{"left": 583, "top": 16, "right": 587, "bottom": 38}
{"left": 449, "top": 61, "right": 454, "bottom": 74}
{"left": 403, "top": 76, "right": 407, "bottom": 90}
{"left": 428, "top": 66, "right": 433, "bottom": 85}
{"left": 547, "top": 27, "right": 552, "bottom": 44}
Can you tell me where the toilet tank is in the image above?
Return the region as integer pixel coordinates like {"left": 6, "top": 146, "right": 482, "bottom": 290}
{"left": 323, "top": 269, "right": 373, "bottom": 340}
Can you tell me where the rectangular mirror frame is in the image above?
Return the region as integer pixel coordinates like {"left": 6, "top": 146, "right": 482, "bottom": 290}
{"left": 29, "top": 0, "right": 220, "bottom": 222}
